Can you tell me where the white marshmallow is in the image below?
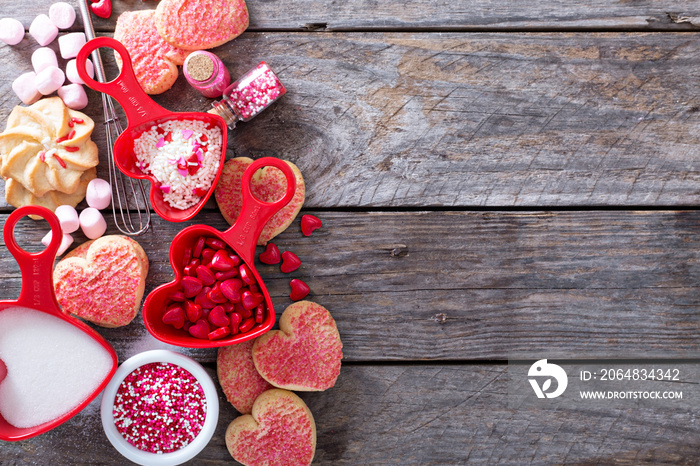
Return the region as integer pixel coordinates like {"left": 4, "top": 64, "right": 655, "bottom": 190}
{"left": 31, "top": 47, "right": 58, "bottom": 74}
{"left": 57, "top": 83, "right": 88, "bottom": 110}
{"left": 35, "top": 66, "right": 65, "bottom": 95}
{"left": 85, "top": 178, "right": 112, "bottom": 210}
{"left": 54, "top": 205, "right": 80, "bottom": 233}
{"left": 0, "top": 18, "right": 24, "bottom": 45}
{"left": 41, "top": 231, "right": 74, "bottom": 256}
{"left": 58, "top": 32, "right": 85, "bottom": 59}
{"left": 49, "top": 2, "right": 76, "bottom": 29}
{"left": 12, "top": 72, "right": 41, "bottom": 105}
{"left": 66, "top": 58, "right": 94, "bottom": 84}
{"left": 29, "top": 14, "right": 58, "bottom": 46}
{"left": 79, "top": 208, "right": 107, "bottom": 239}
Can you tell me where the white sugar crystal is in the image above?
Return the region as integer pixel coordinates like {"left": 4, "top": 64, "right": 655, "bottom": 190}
{"left": 0, "top": 307, "right": 113, "bottom": 428}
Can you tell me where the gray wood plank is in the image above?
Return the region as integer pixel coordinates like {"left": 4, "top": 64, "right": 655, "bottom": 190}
{"left": 3, "top": 33, "right": 700, "bottom": 209}
{"left": 2, "top": 0, "right": 700, "bottom": 31}
{"left": 2, "top": 364, "right": 699, "bottom": 464}
{"left": 1, "top": 210, "right": 698, "bottom": 361}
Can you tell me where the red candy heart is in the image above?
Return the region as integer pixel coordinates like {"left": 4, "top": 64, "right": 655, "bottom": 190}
{"left": 290, "top": 279, "right": 310, "bottom": 301}
{"left": 259, "top": 243, "right": 281, "bottom": 265}
{"left": 196, "top": 265, "right": 216, "bottom": 286}
{"left": 162, "top": 305, "right": 185, "bottom": 329}
{"left": 181, "top": 276, "right": 203, "bottom": 298}
{"left": 184, "top": 301, "right": 203, "bottom": 322}
{"left": 220, "top": 278, "right": 244, "bottom": 302}
{"left": 242, "top": 290, "right": 264, "bottom": 310}
{"left": 211, "top": 249, "right": 237, "bottom": 271}
{"left": 300, "top": 215, "right": 322, "bottom": 236}
{"left": 209, "top": 326, "right": 230, "bottom": 340}
{"left": 209, "top": 305, "right": 231, "bottom": 327}
{"left": 188, "top": 319, "right": 210, "bottom": 339}
{"left": 239, "top": 264, "right": 256, "bottom": 285}
{"left": 280, "top": 251, "right": 301, "bottom": 273}
{"left": 90, "top": 0, "right": 112, "bottom": 18}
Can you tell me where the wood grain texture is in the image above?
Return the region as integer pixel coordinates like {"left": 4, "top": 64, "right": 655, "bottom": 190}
{"left": 2, "top": 0, "right": 700, "bottom": 31}
{"left": 3, "top": 32, "right": 700, "bottom": 209}
{"left": 2, "top": 364, "right": 699, "bottom": 465}
{"left": 1, "top": 210, "right": 698, "bottom": 362}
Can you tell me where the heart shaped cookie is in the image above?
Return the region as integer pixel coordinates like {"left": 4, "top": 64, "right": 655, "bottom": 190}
{"left": 215, "top": 157, "right": 305, "bottom": 246}
{"left": 114, "top": 10, "right": 191, "bottom": 95}
{"left": 225, "top": 389, "right": 316, "bottom": 466}
{"left": 53, "top": 235, "right": 149, "bottom": 327}
{"left": 155, "top": 0, "right": 249, "bottom": 51}
{"left": 253, "top": 301, "right": 342, "bottom": 391}
{"left": 217, "top": 339, "right": 273, "bottom": 414}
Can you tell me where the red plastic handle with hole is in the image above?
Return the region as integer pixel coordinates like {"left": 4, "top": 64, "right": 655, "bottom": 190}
{"left": 76, "top": 37, "right": 172, "bottom": 128}
{"left": 3, "top": 206, "right": 63, "bottom": 312}
{"left": 220, "top": 157, "right": 297, "bottom": 265}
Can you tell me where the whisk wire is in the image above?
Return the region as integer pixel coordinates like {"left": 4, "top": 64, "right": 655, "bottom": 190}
{"left": 79, "top": 0, "right": 150, "bottom": 235}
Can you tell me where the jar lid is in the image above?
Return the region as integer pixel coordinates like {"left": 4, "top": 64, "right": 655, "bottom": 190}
{"left": 184, "top": 53, "right": 215, "bottom": 82}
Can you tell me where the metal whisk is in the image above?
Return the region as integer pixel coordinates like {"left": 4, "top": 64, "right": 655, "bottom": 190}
{"left": 78, "top": 0, "right": 150, "bottom": 235}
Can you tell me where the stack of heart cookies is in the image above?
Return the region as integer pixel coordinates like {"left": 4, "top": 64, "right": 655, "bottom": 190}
{"left": 114, "top": 0, "right": 249, "bottom": 95}
{"left": 217, "top": 301, "right": 343, "bottom": 466}
{"left": 0, "top": 97, "right": 98, "bottom": 215}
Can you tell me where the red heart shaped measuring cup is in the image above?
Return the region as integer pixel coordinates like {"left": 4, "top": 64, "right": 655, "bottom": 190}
{"left": 143, "top": 157, "right": 296, "bottom": 348}
{"left": 76, "top": 37, "right": 228, "bottom": 222}
{"left": 0, "top": 206, "right": 118, "bottom": 441}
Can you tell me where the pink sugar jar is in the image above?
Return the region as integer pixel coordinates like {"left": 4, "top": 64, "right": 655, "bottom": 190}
{"left": 183, "top": 51, "right": 231, "bottom": 98}
{"left": 210, "top": 62, "right": 286, "bottom": 128}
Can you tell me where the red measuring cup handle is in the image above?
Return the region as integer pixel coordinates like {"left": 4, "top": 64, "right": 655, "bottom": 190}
{"left": 76, "top": 36, "right": 172, "bottom": 128}
{"left": 222, "top": 157, "right": 297, "bottom": 265}
{"left": 3, "top": 206, "right": 63, "bottom": 312}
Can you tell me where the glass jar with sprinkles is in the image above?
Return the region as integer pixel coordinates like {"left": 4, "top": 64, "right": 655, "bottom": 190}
{"left": 210, "top": 62, "right": 286, "bottom": 128}
{"left": 100, "top": 350, "right": 219, "bottom": 466}
{"left": 183, "top": 51, "right": 231, "bottom": 98}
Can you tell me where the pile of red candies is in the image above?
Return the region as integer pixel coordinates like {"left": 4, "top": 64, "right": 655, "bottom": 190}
{"left": 162, "top": 236, "right": 265, "bottom": 340}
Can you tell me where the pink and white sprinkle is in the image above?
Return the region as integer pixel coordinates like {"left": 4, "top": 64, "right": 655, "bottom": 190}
{"left": 113, "top": 362, "right": 207, "bottom": 454}
{"left": 132, "top": 120, "right": 222, "bottom": 210}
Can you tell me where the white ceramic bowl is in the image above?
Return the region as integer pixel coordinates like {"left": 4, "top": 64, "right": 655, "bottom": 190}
{"left": 100, "top": 350, "right": 219, "bottom": 466}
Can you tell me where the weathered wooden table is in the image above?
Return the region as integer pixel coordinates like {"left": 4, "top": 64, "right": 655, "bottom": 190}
{"left": 2, "top": 1, "right": 700, "bottom": 464}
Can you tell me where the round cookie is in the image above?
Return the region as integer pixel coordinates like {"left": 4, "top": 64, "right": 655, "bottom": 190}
{"left": 53, "top": 236, "right": 149, "bottom": 328}
{"left": 253, "top": 301, "right": 343, "bottom": 391}
{"left": 217, "top": 339, "right": 274, "bottom": 414}
{"left": 155, "top": 0, "right": 249, "bottom": 51}
{"left": 225, "top": 389, "right": 316, "bottom": 466}
{"left": 215, "top": 157, "right": 305, "bottom": 246}
{"left": 5, "top": 167, "right": 96, "bottom": 217}
{"left": 0, "top": 97, "right": 98, "bottom": 198}
{"left": 113, "top": 10, "right": 190, "bottom": 95}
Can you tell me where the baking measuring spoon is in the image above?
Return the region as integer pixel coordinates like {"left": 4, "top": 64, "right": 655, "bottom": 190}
{"left": 75, "top": 37, "right": 228, "bottom": 222}
{"left": 0, "top": 206, "right": 118, "bottom": 441}
{"left": 143, "top": 158, "right": 296, "bottom": 348}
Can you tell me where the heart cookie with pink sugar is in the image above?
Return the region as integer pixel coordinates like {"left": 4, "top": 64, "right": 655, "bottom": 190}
{"left": 217, "top": 339, "right": 274, "bottom": 414}
{"left": 155, "top": 0, "right": 249, "bottom": 50}
{"left": 114, "top": 10, "right": 190, "bottom": 95}
{"left": 53, "top": 235, "right": 149, "bottom": 327}
{"left": 215, "top": 157, "right": 305, "bottom": 246}
{"left": 225, "top": 389, "right": 316, "bottom": 466}
{"left": 253, "top": 301, "right": 342, "bottom": 391}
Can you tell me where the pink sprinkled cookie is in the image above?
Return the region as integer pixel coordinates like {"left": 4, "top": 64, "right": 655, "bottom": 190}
{"left": 225, "top": 389, "right": 316, "bottom": 466}
{"left": 155, "top": 0, "right": 249, "bottom": 51}
{"left": 217, "top": 339, "right": 274, "bottom": 414}
{"left": 215, "top": 157, "right": 305, "bottom": 246}
{"left": 253, "top": 301, "right": 343, "bottom": 391}
{"left": 113, "top": 10, "right": 190, "bottom": 95}
{"left": 53, "top": 235, "right": 149, "bottom": 327}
